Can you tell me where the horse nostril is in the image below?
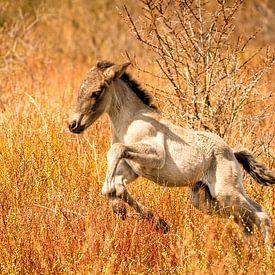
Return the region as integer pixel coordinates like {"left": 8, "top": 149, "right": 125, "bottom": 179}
{"left": 70, "top": 120, "right": 77, "bottom": 130}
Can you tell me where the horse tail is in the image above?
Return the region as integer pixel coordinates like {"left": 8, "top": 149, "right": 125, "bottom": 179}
{"left": 234, "top": 148, "right": 275, "bottom": 186}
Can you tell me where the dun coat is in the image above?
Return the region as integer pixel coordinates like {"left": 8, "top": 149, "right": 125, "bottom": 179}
{"left": 69, "top": 60, "right": 275, "bottom": 243}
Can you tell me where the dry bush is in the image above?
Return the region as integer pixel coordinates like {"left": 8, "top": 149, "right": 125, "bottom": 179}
{"left": 124, "top": 0, "right": 274, "bottom": 140}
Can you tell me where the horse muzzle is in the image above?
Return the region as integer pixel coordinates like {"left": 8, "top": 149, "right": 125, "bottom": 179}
{"left": 68, "top": 120, "right": 86, "bottom": 134}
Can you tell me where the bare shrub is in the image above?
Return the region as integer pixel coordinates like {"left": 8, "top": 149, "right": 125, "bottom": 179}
{"left": 123, "top": 0, "right": 274, "bottom": 140}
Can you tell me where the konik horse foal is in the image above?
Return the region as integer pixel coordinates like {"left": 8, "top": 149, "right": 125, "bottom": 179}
{"left": 69, "top": 61, "right": 275, "bottom": 243}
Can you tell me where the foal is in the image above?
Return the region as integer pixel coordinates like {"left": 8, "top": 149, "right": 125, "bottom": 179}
{"left": 69, "top": 60, "right": 275, "bottom": 242}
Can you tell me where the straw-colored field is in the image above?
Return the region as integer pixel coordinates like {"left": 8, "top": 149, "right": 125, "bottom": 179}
{"left": 0, "top": 1, "right": 274, "bottom": 274}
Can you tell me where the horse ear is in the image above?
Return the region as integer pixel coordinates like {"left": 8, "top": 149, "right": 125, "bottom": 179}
{"left": 115, "top": 62, "right": 131, "bottom": 78}
{"left": 96, "top": 60, "right": 114, "bottom": 69}
{"left": 103, "top": 62, "right": 131, "bottom": 82}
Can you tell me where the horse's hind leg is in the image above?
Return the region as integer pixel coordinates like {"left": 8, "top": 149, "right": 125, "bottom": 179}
{"left": 216, "top": 193, "right": 271, "bottom": 242}
{"left": 190, "top": 181, "right": 221, "bottom": 215}
{"left": 244, "top": 196, "right": 271, "bottom": 240}
{"left": 191, "top": 182, "right": 271, "bottom": 240}
{"left": 209, "top": 151, "right": 271, "bottom": 242}
{"left": 189, "top": 182, "right": 257, "bottom": 235}
{"left": 190, "top": 181, "right": 257, "bottom": 232}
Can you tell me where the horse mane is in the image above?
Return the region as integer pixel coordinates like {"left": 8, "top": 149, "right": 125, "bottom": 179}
{"left": 120, "top": 73, "right": 157, "bottom": 110}
{"left": 96, "top": 60, "right": 157, "bottom": 110}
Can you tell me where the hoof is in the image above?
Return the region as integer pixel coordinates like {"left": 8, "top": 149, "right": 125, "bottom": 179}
{"left": 156, "top": 218, "right": 170, "bottom": 234}
{"left": 112, "top": 201, "right": 127, "bottom": 220}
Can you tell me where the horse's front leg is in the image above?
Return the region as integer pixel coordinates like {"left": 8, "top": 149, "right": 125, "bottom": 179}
{"left": 120, "top": 189, "right": 170, "bottom": 233}
{"left": 102, "top": 159, "right": 138, "bottom": 219}
{"left": 102, "top": 141, "right": 165, "bottom": 217}
{"left": 105, "top": 142, "right": 165, "bottom": 186}
{"left": 102, "top": 154, "right": 169, "bottom": 233}
{"left": 102, "top": 155, "right": 139, "bottom": 195}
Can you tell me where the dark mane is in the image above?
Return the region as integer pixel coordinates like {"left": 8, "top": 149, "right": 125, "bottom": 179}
{"left": 121, "top": 73, "right": 157, "bottom": 110}
{"left": 96, "top": 60, "right": 157, "bottom": 110}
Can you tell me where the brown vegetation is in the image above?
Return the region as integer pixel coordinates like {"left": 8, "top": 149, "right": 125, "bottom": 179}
{"left": 0, "top": 0, "right": 274, "bottom": 273}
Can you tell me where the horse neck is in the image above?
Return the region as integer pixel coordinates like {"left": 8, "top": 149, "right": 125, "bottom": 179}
{"left": 106, "top": 79, "right": 149, "bottom": 141}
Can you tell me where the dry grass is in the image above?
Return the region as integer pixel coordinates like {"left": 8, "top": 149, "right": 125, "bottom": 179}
{"left": 0, "top": 0, "right": 274, "bottom": 274}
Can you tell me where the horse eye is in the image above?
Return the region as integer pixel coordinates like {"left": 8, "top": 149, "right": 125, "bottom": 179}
{"left": 91, "top": 90, "right": 101, "bottom": 99}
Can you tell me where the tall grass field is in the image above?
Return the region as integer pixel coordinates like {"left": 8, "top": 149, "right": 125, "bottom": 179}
{"left": 0, "top": 0, "right": 274, "bottom": 273}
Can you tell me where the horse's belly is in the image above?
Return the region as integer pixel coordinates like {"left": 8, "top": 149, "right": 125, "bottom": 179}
{"left": 154, "top": 143, "right": 209, "bottom": 186}
{"left": 126, "top": 136, "right": 212, "bottom": 186}
{"left": 127, "top": 158, "right": 206, "bottom": 187}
